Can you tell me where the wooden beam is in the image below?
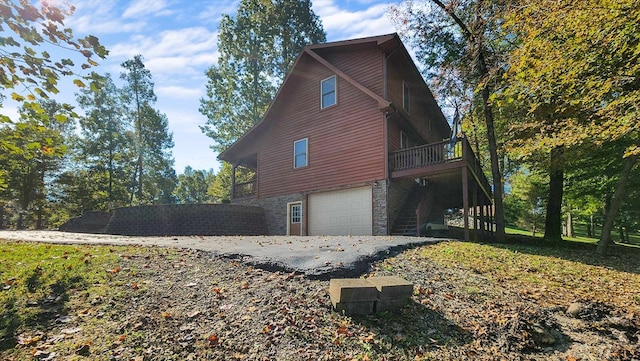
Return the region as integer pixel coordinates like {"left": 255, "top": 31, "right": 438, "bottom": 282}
{"left": 462, "top": 167, "right": 470, "bottom": 242}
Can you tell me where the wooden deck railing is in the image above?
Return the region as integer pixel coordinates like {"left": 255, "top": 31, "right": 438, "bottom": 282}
{"left": 390, "top": 138, "right": 463, "bottom": 170}
{"left": 390, "top": 137, "right": 492, "bottom": 196}
{"left": 233, "top": 179, "right": 257, "bottom": 198}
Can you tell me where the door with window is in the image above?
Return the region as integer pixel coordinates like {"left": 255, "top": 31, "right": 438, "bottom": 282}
{"left": 288, "top": 202, "right": 302, "bottom": 236}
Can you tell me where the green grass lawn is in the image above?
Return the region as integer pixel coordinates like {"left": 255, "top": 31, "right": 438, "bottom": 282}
{"left": 506, "top": 222, "right": 640, "bottom": 246}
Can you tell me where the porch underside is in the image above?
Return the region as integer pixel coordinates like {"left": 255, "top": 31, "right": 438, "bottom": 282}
{"left": 389, "top": 138, "right": 494, "bottom": 241}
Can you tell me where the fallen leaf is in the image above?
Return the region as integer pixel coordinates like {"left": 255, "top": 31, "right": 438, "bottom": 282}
{"left": 131, "top": 282, "right": 139, "bottom": 290}
{"left": 186, "top": 310, "right": 201, "bottom": 318}
{"left": 208, "top": 334, "right": 220, "bottom": 347}
{"left": 161, "top": 312, "right": 172, "bottom": 319}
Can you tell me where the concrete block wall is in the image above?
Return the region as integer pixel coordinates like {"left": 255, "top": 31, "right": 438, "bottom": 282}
{"left": 329, "top": 276, "right": 413, "bottom": 315}
{"left": 104, "top": 204, "right": 267, "bottom": 236}
{"left": 59, "top": 204, "right": 268, "bottom": 236}
{"left": 58, "top": 211, "right": 113, "bottom": 234}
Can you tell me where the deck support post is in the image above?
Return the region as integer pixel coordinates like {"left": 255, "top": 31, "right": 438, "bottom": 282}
{"left": 231, "top": 163, "right": 237, "bottom": 199}
{"left": 472, "top": 181, "right": 478, "bottom": 242}
{"left": 462, "top": 167, "right": 470, "bottom": 242}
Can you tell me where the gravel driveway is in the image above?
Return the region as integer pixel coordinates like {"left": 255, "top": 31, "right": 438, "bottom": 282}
{"left": 0, "top": 230, "right": 443, "bottom": 277}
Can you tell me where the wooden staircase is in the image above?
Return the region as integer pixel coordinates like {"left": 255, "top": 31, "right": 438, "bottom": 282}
{"left": 391, "top": 187, "right": 423, "bottom": 236}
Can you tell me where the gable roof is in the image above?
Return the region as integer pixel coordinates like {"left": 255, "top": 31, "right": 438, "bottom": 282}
{"left": 218, "top": 33, "right": 444, "bottom": 163}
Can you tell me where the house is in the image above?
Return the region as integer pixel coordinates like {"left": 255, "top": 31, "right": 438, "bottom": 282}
{"left": 219, "top": 33, "right": 493, "bottom": 240}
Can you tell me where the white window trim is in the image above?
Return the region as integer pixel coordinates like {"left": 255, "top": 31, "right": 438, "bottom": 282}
{"left": 320, "top": 75, "right": 337, "bottom": 109}
{"left": 402, "top": 81, "right": 410, "bottom": 112}
{"left": 293, "top": 138, "right": 308, "bottom": 169}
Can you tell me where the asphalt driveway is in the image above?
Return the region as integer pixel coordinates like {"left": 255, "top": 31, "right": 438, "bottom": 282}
{"left": 0, "top": 230, "right": 444, "bottom": 277}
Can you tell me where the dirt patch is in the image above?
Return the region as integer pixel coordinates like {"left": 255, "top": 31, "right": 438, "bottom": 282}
{"left": 2, "top": 243, "right": 639, "bottom": 360}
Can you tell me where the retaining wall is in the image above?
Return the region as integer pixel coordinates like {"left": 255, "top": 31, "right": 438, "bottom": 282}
{"left": 60, "top": 204, "right": 267, "bottom": 236}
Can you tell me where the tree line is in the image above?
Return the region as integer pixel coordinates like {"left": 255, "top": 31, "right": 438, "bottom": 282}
{"left": 1, "top": 0, "right": 636, "bottom": 255}
{"left": 391, "top": 0, "right": 639, "bottom": 253}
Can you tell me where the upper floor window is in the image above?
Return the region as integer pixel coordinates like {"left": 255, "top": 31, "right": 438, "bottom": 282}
{"left": 403, "top": 81, "right": 410, "bottom": 112}
{"left": 294, "top": 138, "right": 308, "bottom": 168}
{"left": 321, "top": 75, "right": 336, "bottom": 109}
{"left": 400, "top": 131, "right": 409, "bottom": 149}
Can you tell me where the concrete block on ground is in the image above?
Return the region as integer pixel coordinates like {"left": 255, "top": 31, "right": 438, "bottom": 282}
{"left": 329, "top": 278, "right": 378, "bottom": 304}
{"left": 375, "top": 298, "right": 410, "bottom": 313}
{"left": 333, "top": 301, "right": 376, "bottom": 316}
{"left": 367, "top": 276, "right": 413, "bottom": 300}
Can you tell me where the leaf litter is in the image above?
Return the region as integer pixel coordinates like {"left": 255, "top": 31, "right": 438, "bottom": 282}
{"left": 1, "top": 240, "right": 639, "bottom": 360}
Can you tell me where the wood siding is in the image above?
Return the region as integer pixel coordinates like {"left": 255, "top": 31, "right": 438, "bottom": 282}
{"left": 386, "top": 55, "right": 449, "bottom": 145}
{"left": 256, "top": 52, "right": 386, "bottom": 198}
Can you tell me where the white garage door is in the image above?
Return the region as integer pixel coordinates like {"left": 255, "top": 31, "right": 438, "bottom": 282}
{"left": 308, "top": 186, "right": 372, "bottom": 236}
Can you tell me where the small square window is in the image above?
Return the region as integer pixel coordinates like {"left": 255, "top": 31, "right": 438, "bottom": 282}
{"left": 403, "top": 81, "right": 410, "bottom": 112}
{"left": 294, "top": 138, "right": 308, "bottom": 168}
{"left": 321, "top": 75, "right": 336, "bottom": 109}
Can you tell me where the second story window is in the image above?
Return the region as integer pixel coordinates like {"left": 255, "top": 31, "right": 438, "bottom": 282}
{"left": 401, "top": 131, "right": 409, "bottom": 149}
{"left": 403, "top": 81, "right": 410, "bottom": 112}
{"left": 294, "top": 138, "right": 308, "bottom": 168}
{"left": 321, "top": 75, "right": 336, "bottom": 109}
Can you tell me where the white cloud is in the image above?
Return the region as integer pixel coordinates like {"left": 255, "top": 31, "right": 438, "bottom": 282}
{"left": 122, "top": 0, "right": 172, "bottom": 19}
{"left": 313, "top": 0, "right": 397, "bottom": 40}
{"left": 107, "top": 27, "right": 218, "bottom": 78}
{"left": 155, "top": 86, "right": 202, "bottom": 100}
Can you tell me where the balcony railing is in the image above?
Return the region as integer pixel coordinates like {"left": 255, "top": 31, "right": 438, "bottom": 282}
{"left": 390, "top": 138, "right": 463, "bottom": 170}
{"left": 233, "top": 179, "right": 257, "bottom": 198}
{"left": 390, "top": 137, "right": 492, "bottom": 196}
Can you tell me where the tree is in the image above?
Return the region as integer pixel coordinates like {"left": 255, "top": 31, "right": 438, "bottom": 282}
{"left": 392, "top": 0, "right": 509, "bottom": 242}
{"left": 501, "top": 0, "right": 640, "bottom": 253}
{"left": 75, "top": 73, "right": 131, "bottom": 209}
{"left": 0, "top": 100, "right": 74, "bottom": 228}
{"left": 120, "top": 55, "right": 176, "bottom": 204}
{"left": 174, "top": 166, "right": 216, "bottom": 204}
{"left": 199, "top": 0, "right": 325, "bottom": 152}
{"left": 0, "top": 1, "right": 107, "bottom": 187}
{"left": 504, "top": 168, "right": 547, "bottom": 236}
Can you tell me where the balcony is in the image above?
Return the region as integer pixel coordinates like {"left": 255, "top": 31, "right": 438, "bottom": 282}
{"left": 389, "top": 137, "right": 492, "bottom": 201}
{"left": 232, "top": 179, "right": 257, "bottom": 198}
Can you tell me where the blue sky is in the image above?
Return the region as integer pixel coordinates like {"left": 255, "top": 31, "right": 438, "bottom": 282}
{"left": 3, "top": 0, "right": 402, "bottom": 174}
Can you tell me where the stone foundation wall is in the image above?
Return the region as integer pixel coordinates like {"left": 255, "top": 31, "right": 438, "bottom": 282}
{"left": 234, "top": 194, "right": 305, "bottom": 235}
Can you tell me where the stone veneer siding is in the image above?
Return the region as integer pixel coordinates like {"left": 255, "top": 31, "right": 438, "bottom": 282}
{"left": 387, "top": 179, "right": 414, "bottom": 232}
{"left": 372, "top": 180, "right": 388, "bottom": 236}
{"left": 233, "top": 193, "right": 305, "bottom": 236}
{"left": 236, "top": 181, "right": 393, "bottom": 236}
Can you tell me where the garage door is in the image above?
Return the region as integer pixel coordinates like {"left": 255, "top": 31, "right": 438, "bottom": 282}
{"left": 308, "top": 186, "right": 372, "bottom": 236}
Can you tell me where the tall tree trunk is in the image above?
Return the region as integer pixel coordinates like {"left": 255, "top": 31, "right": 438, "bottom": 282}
{"left": 544, "top": 147, "right": 564, "bottom": 242}
{"left": 429, "top": 0, "right": 506, "bottom": 242}
{"left": 597, "top": 153, "right": 638, "bottom": 254}
{"left": 587, "top": 215, "right": 593, "bottom": 237}
{"left": 481, "top": 85, "right": 506, "bottom": 243}
{"left": 566, "top": 211, "right": 573, "bottom": 238}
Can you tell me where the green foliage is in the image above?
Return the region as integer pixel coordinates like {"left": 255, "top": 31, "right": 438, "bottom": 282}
{"left": 199, "top": 0, "right": 325, "bottom": 152}
{"left": 174, "top": 166, "right": 216, "bottom": 204}
{"left": 504, "top": 169, "right": 548, "bottom": 236}
{"left": 0, "top": 100, "right": 75, "bottom": 228}
{"left": 207, "top": 162, "right": 254, "bottom": 202}
{"left": 391, "top": 0, "right": 510, "bottom": 242}
{"left": 0, "top": 1, "right": 107, "bottom": 102}
{"left": 120, "top": 56, "right": 176, "bottom": 205}
{"left": 74, "top": 73, "right": 132, "bottom": 210}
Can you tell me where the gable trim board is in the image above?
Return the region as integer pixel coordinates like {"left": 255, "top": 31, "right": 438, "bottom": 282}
{"left": 308, "top": 186, "right": 373, "bottom": 236}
